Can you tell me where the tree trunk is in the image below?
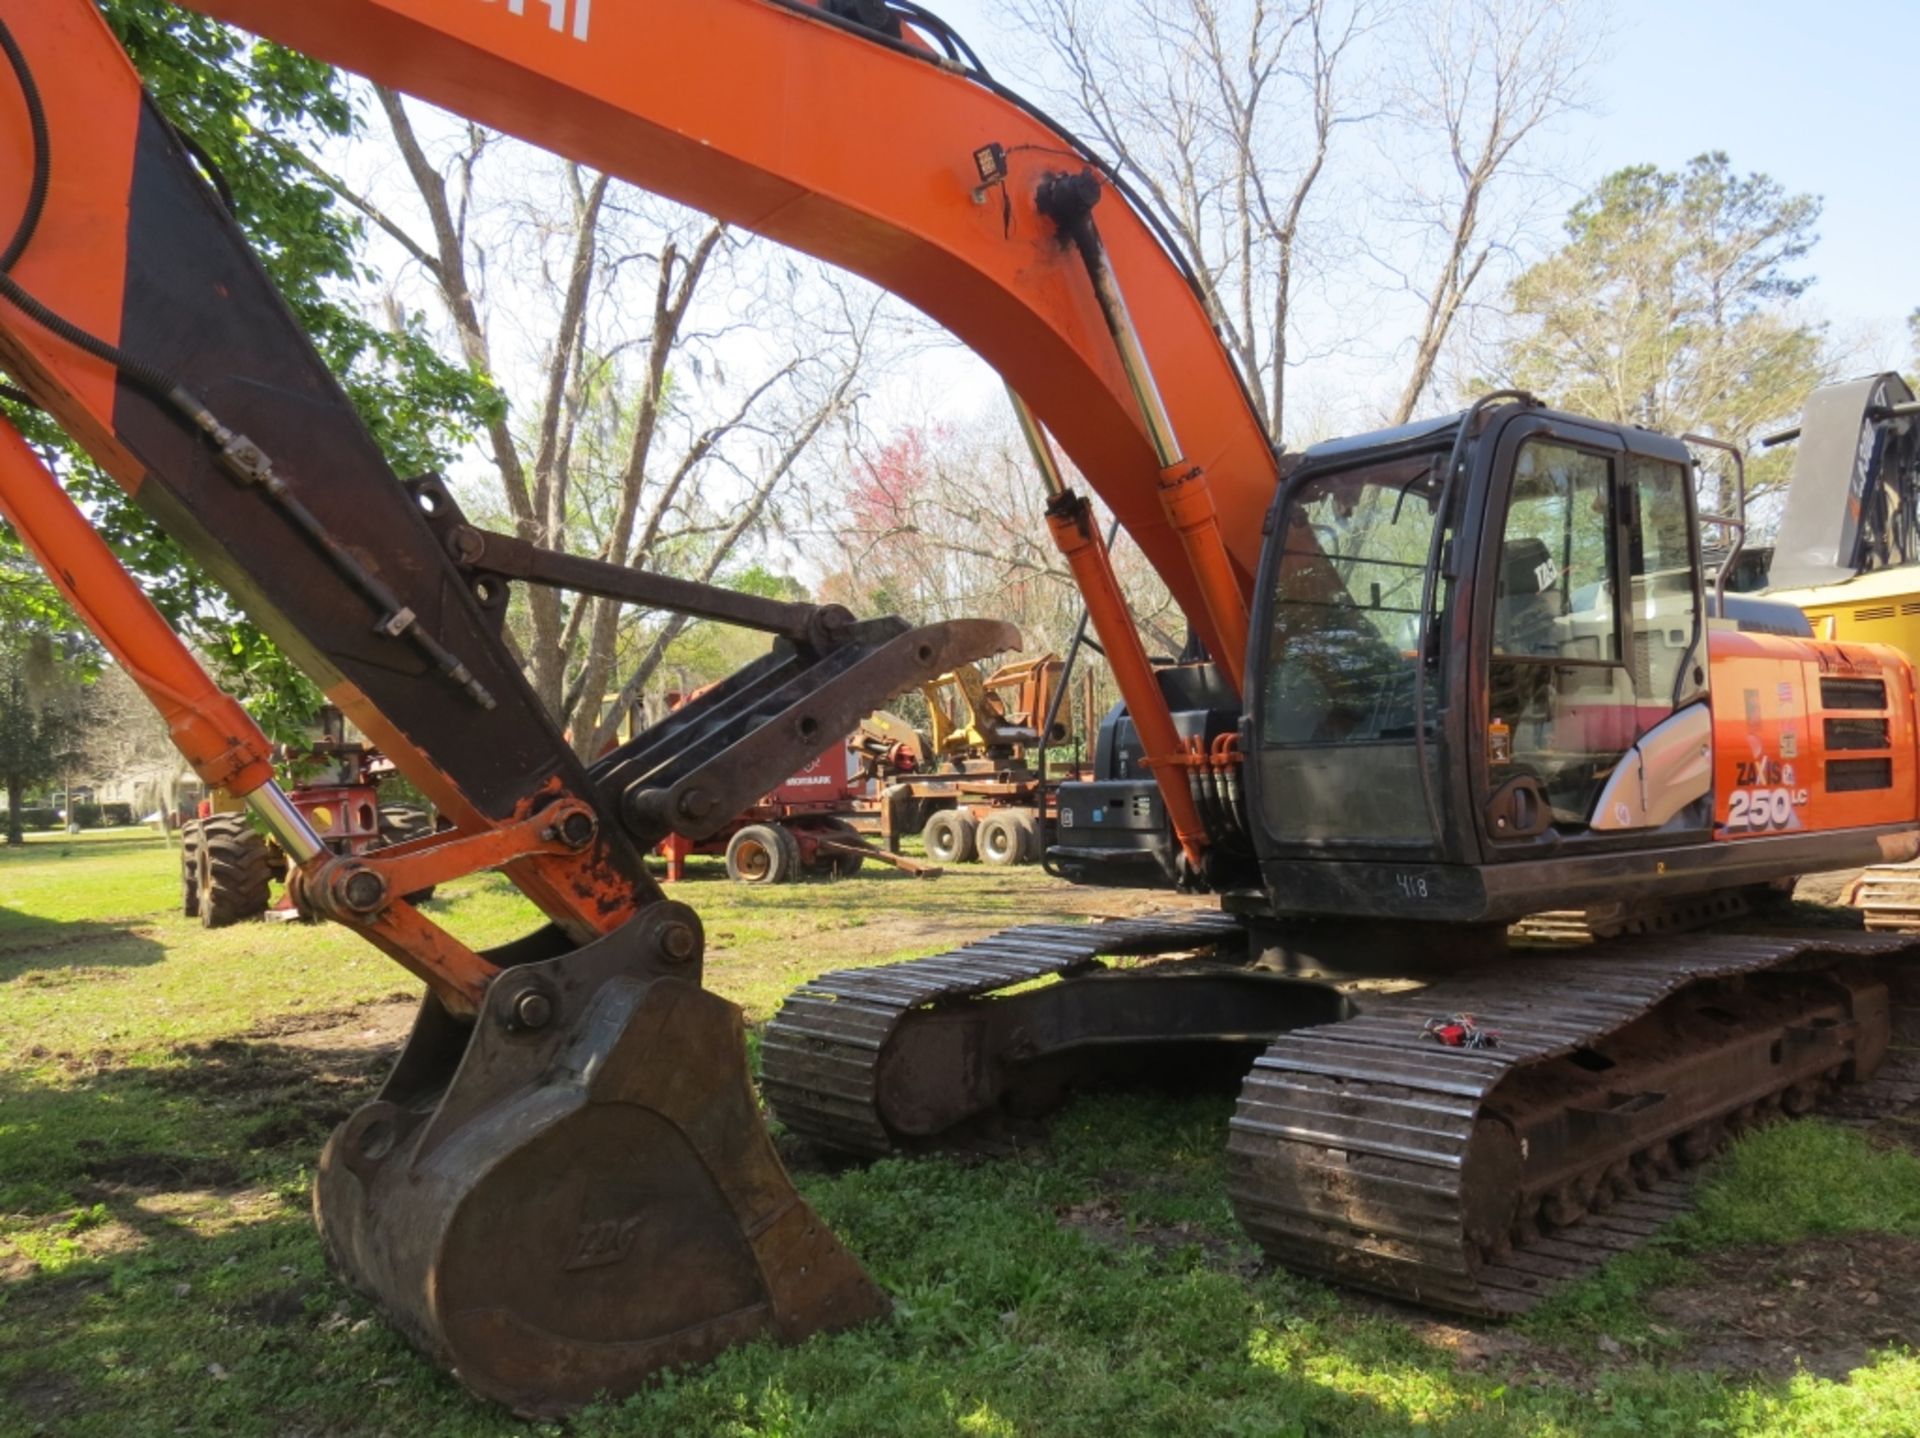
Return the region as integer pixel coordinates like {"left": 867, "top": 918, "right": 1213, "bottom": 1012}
{"left": 6, "top": 774, "right": 22, "bottom": 846}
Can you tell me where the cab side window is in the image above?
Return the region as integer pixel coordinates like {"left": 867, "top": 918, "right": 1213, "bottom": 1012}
{"left": 1487, "top": 442, "right": 1630, "bottom": 824}
{"left": 1627, "top": 455, "right": 1702, "bottom": 707}
{"left": 1493, "top": 444, "right": 1617, "bottom": 661}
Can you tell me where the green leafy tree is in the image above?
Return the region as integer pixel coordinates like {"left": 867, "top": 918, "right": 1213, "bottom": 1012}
{"left": 1495, "top": 153, "right": 1828, "bottom": 497}
{"left": 0, "top": 564, "right": 100, "bottom": 844}
{"left": 0, "top": 1, "right": 485, "bottom": 740}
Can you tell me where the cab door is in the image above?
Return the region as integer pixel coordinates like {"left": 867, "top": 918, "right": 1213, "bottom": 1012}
{"left": 1471, "top": 417, "right": 1710, "bottom": 854}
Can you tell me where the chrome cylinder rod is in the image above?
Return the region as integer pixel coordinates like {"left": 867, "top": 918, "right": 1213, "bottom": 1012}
{"left": 1007, "top": 383, "right": 1069, "bottom": 497}
{"left": 245, "top": 781, "right": 329, "bottom": 865}
{"left": 1079, "top": 239, "right": 1183, "bottom": 469}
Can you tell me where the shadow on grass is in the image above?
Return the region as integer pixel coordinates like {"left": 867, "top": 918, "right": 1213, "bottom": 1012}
{"left": 0, "top": 910, "right": 166, "bottom": 977}
{"left": 0, "top": 1024, "right": 1822, "bottom": 1438}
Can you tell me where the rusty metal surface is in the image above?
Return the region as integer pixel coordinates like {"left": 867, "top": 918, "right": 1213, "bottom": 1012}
{"left": 448, "top": 521, "right": 854, "bottom": 649}
{"left": 604, "top": 617, "right": 1020, "bottom": 848}
{"left": 1226, "top": 930, "right": 1917, "bottom": 1316}
{"left": 761, "top": 909, "right": 1244, "bottom": 1154}
{"left": 816, "top": 836, "right": 943, "bottom": 877}
{"left": 1845, "top": 862, "right": 1920, "bottom": 931}
{"left": 316, "top": 909, "right": 888, "bottom": 1417}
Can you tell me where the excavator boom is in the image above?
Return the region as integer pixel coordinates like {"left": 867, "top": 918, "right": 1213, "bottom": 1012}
{"left": 15, "top": 0, "right": 1917, "bottom": 1414}
{"left": 0, "top": 0, "right": 1162, "bottom": 1412}
{"left": 11, "top": 0, "right": 1279, "bottom": 663}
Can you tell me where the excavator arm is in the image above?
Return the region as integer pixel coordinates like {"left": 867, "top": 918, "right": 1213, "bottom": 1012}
{"left": 0, "top": 0, "right": 1283, "bottom": 1413}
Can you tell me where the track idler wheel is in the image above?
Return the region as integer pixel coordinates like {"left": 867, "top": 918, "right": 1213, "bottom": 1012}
{"left": 314, "top": 904, "right": 889, "bottom": 1416}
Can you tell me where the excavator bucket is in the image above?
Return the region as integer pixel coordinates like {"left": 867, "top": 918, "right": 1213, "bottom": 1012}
{"left": 315, "top": 907, "right": 888, "bottom": 1416}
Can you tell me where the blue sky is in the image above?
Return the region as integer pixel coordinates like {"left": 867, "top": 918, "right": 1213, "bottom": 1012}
{"left": 1580, "top": 0, "right": 1913, "bottom": 350}
{"left": 901, "top": 0, "right": 1916, "bottom": 428}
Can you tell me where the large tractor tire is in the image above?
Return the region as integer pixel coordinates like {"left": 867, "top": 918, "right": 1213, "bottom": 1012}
{"left": 180, "top": 820, "right": 204, "bottom": 919}
{"left": 726, "top": 823, "right": 799, "bottom": 884}
{"left": 921, "top": 809, "right": 977, "bottom": 865}
{"left": 1009, "top": 809, "right": 1043, "bottom": 864}
{"left": 976, "top": 811, "right": 1029, "bottom": 867}
{"left": 196, "top": 813, "right": 272, "bottom": 927}
{"left": 378, "top": 804, "right": 433, "bottom": 843}
{"left": 376, "top": 804, "right": 438, "bottom": 904}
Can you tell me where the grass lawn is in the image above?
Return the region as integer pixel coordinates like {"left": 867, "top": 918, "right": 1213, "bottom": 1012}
{"left": 2, "top": 829, "right": 1918, "bottom": 1436}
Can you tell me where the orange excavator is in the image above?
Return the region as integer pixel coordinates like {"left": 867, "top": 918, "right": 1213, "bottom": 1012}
{"left": 2, "top": 0, "right": 1915, "bottom": 1415}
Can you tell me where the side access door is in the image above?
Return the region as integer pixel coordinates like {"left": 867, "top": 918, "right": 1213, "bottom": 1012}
{"left": 1468, "top": 415, "right": 1714, "bottom": 856}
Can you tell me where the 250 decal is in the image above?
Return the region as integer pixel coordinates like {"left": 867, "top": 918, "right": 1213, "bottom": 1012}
{"left": 1723, "top": 786, "right": 1808, "bottom": 832}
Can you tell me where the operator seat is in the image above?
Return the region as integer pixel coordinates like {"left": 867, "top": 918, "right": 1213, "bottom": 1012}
{"left": 1495, "top": 536, "right": 1561, "bottom": 655}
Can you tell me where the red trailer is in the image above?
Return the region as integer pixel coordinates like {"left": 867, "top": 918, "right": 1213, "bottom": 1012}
{"left": 654, "top": 745, "right": 874, "bottom": 884}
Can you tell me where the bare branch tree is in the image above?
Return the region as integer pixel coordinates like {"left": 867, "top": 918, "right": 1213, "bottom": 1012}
{"left": 1000, "top": 0, "right": 1372, "bottom": 444}
{"left": 584, "top": 286, "right": 882, "bottom": 751}
{"left": 1381, "top": 0, "right": 1601, "bottom": 423}
{"left": 345, "top": 89, "right": 883, "bottom": 749}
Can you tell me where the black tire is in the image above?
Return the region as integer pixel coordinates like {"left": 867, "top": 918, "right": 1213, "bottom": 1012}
{"left": 196, "top": 813, "right": 272, "bottom": 928}
{"left": 977, "top": 811, "right": 1026, "bottom": 868}
{"left": 375, "top": 804, "right": 437, "bottom": 904}
{"left": 775, "top": 823, "right": 803, "bottom": 878}
{"left": 180, "top": 820, "right": 203, "bottom": 919}
{"left": 922, "top": 809, "right": 977, "bottom": 865}
{"left": 378, "top": 804, "right": 433, "bottom": 843}
{"left": 726, "top": 823, "right": 797, "bottom": 884}
{"left": 808, "top": 818, "right": 867, "bottom": 878}
{"left": 1010, "top": 810, "right": 1043, "bottom": 864}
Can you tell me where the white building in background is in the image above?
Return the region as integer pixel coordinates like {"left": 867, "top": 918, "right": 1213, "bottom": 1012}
{"left": 90, "top": 761, "right": 204, "bottom": 823}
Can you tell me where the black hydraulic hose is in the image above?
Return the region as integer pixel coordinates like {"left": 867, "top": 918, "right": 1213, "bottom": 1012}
{"left": 888, "top": 1, "right": 989, "bottom": 71}
{"left": 0, "top": 14, "right": 179, "bottom": 402}
{"left": 0, "top": 15, "right": 47, "bottom": 274}
{"left": 768, "top": 0, "right": 1272, "bottom": 437}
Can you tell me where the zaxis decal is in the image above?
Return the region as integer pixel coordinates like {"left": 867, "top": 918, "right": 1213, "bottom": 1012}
{"left": 478, "top": 0, "right": 591, "bottom": 43}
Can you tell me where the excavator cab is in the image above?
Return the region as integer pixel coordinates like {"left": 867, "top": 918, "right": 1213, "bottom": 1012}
{"left": 1247, "top": 399, "right": 1719, "bottom": 923}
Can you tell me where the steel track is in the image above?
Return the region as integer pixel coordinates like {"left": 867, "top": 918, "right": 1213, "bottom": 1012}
{"left": 1227, "top": 930, "right": 1915, "bottom": 1315}
{"left": 762, "top": 914, "right": 1918, "bottom": 1317}
{"left": 761, "top": 909, "right": 1243, "bottom": 1153}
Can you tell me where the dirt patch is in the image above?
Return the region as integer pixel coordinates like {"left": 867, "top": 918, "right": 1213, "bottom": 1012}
{"left": 81, "top": 1150, "right": 243, "bottom": 1191}
{"left": 1402, "top": 1316, "right": 1596, "bottom": 1390}
{"left": 6, "top": 1369, "right": 79, "bottom": 1431}
{"left": 1381, "top": 1235, "right": 1920, "bottom": 1388}
{"left": 19, "top": 1046, "right": 122, "bottom": 1077}
{"left": 227, "top": 1283, "right": 316, "bottom": 1328}
{"left": 1055, "top": 1196, "right": 1250, "bottom": 1273}
{"left": 1864, "top": 1111, "right": 1920, "bottom": 1157}
{"left": 0, "top": 1273, "right": 109, "bottom": 1330}
{"left": 246, "top": 995, "right": 418, "bottom": 1042}
{"left": 144, "top": 999, "right": 418, "bottom": 1154}
{"left": 1649, "top": 1233, "right": 1920, "bottom": 1379}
